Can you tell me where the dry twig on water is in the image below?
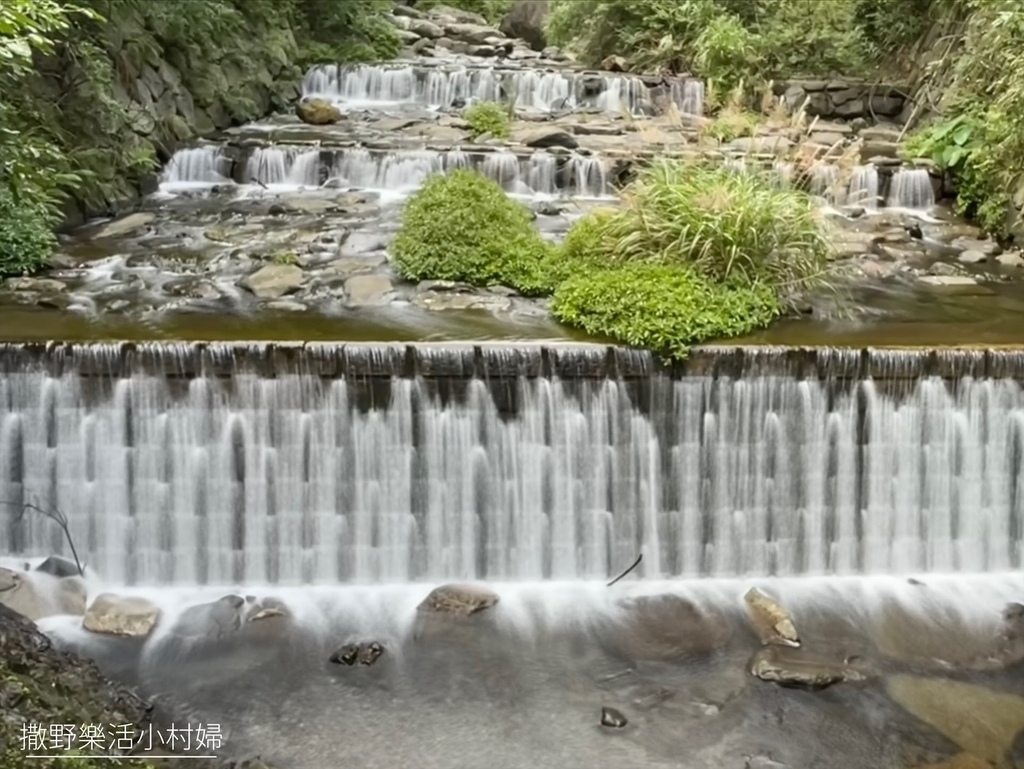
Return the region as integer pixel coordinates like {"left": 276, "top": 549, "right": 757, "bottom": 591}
{"left": 607, "top": 553, "right": 643, "bottom": 586}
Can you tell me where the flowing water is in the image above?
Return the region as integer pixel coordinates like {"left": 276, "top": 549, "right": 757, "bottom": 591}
{"left": 2, "top": 343, "right": 1021, "bottom": 586}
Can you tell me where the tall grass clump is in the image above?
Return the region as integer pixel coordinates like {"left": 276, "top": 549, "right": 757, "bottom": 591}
{"left": 548, "top": 158, "right": 833, "bottom": 359}
{"left": 392, "top": 169, "right": 552, "bottom": 295}
{"left": 598, "top": 160, "right": 831, "bottom": 296}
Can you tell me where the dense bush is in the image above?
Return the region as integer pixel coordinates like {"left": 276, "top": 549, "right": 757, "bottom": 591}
{"left": 545, "top": 0, "right": 935, "bottom": 82}
{"left": 0, "top": 190, "right": 58, "bottom": 277}
{"left": 904, "top": 0, "right": 1024, "bottom": 238}
{"left": 552, "top": 264, "right": 780, "bottom": 360}
{"left": 462, "top": 101, "right": 511, "bottom": 139}
{"left": 392, "top": 170, "right": 553, "bottom": 295}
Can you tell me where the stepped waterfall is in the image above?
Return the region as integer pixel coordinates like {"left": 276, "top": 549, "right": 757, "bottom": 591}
{"left": 2, "top": 342, "right": 1021, "bottom": 586}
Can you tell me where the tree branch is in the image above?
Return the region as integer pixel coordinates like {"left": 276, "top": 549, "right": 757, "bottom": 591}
{"left": 1, "top": 500, "right": 85, "bottom": 577}
{"left": 607, "top": 552, "right": 642, "bottom": 586}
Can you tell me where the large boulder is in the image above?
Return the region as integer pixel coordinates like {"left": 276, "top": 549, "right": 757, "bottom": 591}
{"left": 83, "top": 593, "right": 161, "bottom": 637}
{"left": 500, "top": 0, "right": 549, "bottom": 51}
{"left": 0, "top": 566, "right": 86, "bottom": 620}
{"left": 444, "top": 22, "right": 502, "bottom": 45}
{"left": 295, "top": 98, "right": 343, "bottom": 126}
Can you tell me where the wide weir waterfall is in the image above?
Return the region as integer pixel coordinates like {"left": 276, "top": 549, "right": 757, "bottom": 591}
{"left": 1, "top": 342, "right": 1021, "bottom": 586}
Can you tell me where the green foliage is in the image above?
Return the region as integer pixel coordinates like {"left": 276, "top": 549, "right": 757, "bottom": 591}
{"left": 462, "top": 101, "right": 510, "bottom": 139}
{"left": 0, "top": 189, "right": 58, "bottom": 277}
{"left": 903, "top": 0, "right": 1023, "bottom": 237}
{"left": 552, "top": 263, "right": 780, "bottom": 361}
{"left": 546, "top": 0, "right": 933, "bottom": 82}
{"left": 392, "top": 170, "right": 553, "bottom": 295}
{"left": 596, "top": 161, "right": 831, "bottom": 296}
{"left": 290, "top": 0, "right": 401, "bottom": 65}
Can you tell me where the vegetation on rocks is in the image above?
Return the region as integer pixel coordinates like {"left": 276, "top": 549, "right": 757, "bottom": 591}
{"left": 545, "top": 0, "right": 935, "bottom": 82}
{"left": 0, "top": 0, "right": 400, "bottom": 276}
{"left": 903, "top": 0, "right": 1024, "bottom": 239}
{"left": 462, "top": 101, "right": 511, "bottom": 140}
{"left": 396, "top": 163, "right": 829, "bottom": 359}
{"left": 410, "top": 0, "right": 516, "bottom": 25}
{"left": 392, "top": 170, "right": 553, "bottom": 295}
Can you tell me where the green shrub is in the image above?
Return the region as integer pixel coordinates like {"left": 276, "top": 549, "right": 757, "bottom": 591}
{"left": 597, "top": 160, "right": 831, "bottom": 300}
{"left": 392, "top": 169, "right": 552, "bottom": 295}
{"left": 551, "top": 263, "right": 780, "bottom": 360}
{"left": 543, "top": 208, "right": 620, "bottom": 286}
{"left": 462, "top": 101, "right": 511, "bottom": 140}
{"left": 0, "top": 189, "right": 57, "bottom": 277}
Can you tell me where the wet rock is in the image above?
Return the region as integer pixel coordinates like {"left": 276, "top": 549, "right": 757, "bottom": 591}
{"left": 409, "top": 18, "right": 444, "bottom": 38}
{"left": 887, "top": 675, "right": 1024, "bottom": 763}
{"left": 572, "top": 122, "right": 624, "bottom": 136}
{"left": 243, "top": 596, "right": 289, "bottom": 623}
{"left": 34, "top": 555, "right": 82, "bottom": 578}
{"left": 744, "top": 587, "right": 800, "bottom": 647}
{"left": 917, "top": 275, "right": 986, "bottom": 291}
{"left": 329, "top": 643, "right": 360, "bottom": 666}
{"left": 172, "top": 594, "right": 244, "bottom": 640}
{"left": 344, "top": 274, "right": 394, "bottom": 306}
{"left": 600, "top": 706, "right": 628, "bottom": 728}
{"left": 927, "top": 262, "right": 960, "bottom": 277}
{"left": 957, "top": 250, "right": 989, "bottom": 265}
{"left": 359, "top": 641, "right": 385, "bottom": 666}
{"left": 444, "top": 23, "right": 502, "bottom": 45}
{"left": 240, "top": 263, "right": 304, "bottom": 299}
{"left": 995, "top": 251, "right": 1024, "bottom": 268}
{"left": 749, "top": 646, "right": 866, "bottom": 690}
{"left": 89, "top": 212, "right": 155, "bottom": 239}
{"left": 728, "top": 135, "right": 795, "bottom": 152}
{"left": 83, "top": 593, "right": 161, "bottom": 637}
{"left": 296, "top": 98, "right": 343, "bottom": 126}
{"left": 329, "top": 639, "right": 385, "bottom": 667}
{"left": 515, "top": 127, "right": 579, "bottom": 150}
{"left": 613, "top": 594, "right": 733, "bottom": 661}
{"left": 602, "top": 54, "right": 627, "bottom": 72}
{"left": 417, "top": 583, "right": 499, "bottom": 616}
{"left": 1, "top": 567, "right": 86, "bottom": 620}
{"left": 3, "top": 277, "right": 68, "bottom": 293}
{"left": 950, "top": 236, "right": 1001, "bottom": 256}
{"left": 430, "top": 4, "right": 487, "bottom": 24}
{"left": 413, "top": 290, "right": 513, "bottom": 312}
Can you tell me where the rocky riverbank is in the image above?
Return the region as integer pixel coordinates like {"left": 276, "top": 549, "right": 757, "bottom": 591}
{"left": 2, "top": 559, "right": 1023, "bottom": 769}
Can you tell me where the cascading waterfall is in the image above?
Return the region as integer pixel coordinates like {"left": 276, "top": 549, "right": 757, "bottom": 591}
{"left": 331, "top": 148, "right": 444, "bottom": 191}
{"left": 672, "top": 79, "right": 705, "bottom": 116}
{"left": 160, "top": 147, "right": 230, "bottom": 187}
{"left": 245, "top": 148, "right": 321, "bottom": 187}
{"left": 847, "top": 165, "right": 880, "bottom": 208}
{"left": 888, "top": 167, "right": 936, "bottom": 210}
{"left": 809, "top": 163, "right": 844, "bottom": 205}
{"left": 301, "top": 63, "right": 657, "bottom": 114}
{"left": 566, "top": 156, "right": 608, "bottom": 198}
{"left": 1, "top": 343, "right": 1020, "bottom": 587}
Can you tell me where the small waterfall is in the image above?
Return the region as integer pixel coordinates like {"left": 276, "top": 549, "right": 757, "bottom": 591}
{"left": 161, "top": 147, "right": 230, "bottom": 186}
{"left": 772, "top": 161, "right": 795, "bottom": 189}
{"left": 888, "top": 167, "right": 935, "bottom": 210}
{"left": 332, "top": 148, "right": 443, "bottom": 190}
{"left": 482, "top": 151, "right": 527, "bottom": 194}
{"left": 245, "top": 148, "right": 322, "bottom": 187}
{"left": 2, "top": 342, "right": 1021, "bottom": 585}
{"left": 808, "top": 163, "right": 844, "bottom": 205}
{"left": 301, "top": 64, "right": 652, "bottom": 114}
{"left": 524, "top": 153, "right": 557, "bottom": 196}
{"left": 672, "top": 79, "right": 705, "bottom": 116}
{"left": 566, "top": 155, "right": 609, "bottom": 198}
{"left": 848, "top": 165, "right": 880, "bottom": 208}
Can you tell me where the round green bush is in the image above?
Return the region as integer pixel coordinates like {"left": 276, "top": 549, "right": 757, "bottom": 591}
{"left": 462, "top": 101, "right": 510, "bottom": 140}
{"left": 551, "top": 262, "right": 781, "bottom": 360}
{"left": 0, "top": 188, "right": 56, "bottom": 277}
{"left": 392, "top": 169, "right": 552, "bottom": 295}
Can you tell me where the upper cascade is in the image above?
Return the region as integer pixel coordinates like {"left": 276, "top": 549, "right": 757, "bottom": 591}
{"left": 302, "top": 61, "right": 705, "bottom": 116}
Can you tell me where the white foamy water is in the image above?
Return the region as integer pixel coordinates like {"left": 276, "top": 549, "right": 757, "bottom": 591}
{"left": 160, "top": 147, "right": 232, "bottom": 191}
{"left": 302, "top": 63, "right": 660, "bottom": 114}
{"left": 1, "top": 343, "right": 1021, "bottom": 586}
{"left": 887, "top": 167, "right": 935, "bottom": 210}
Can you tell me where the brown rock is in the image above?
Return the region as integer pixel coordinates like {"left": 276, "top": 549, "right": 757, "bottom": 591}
{"left": 749, "top": 645, "right": 866, "bottom": 690}
{"left": 296, "top": 98, "right": 343, "bottom": 126}
{"left": 500, "top": 0, "right": 549, "bottom": 51}
{"left": 417, "top": 583, "right": 499, "bottom": 616}
{"left": 744, "top": 587, "right": 800, "bottom": 647}
{"left": 83, "top": 593, "right": 161, "bottom": 637}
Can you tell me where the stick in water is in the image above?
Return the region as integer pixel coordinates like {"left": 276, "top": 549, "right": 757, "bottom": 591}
{"left": 607, "top": 553, "right": 643, "bottom": 586}
{"left": 1, "top": 501, "right": 85, "bottom": 576}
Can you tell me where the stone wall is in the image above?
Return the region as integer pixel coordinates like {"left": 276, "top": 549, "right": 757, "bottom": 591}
{"left": 773, "top": 79, "right": 909, "bottom": 122}
{"left": 56, "top": 14, "right": 304, "bottom": 228}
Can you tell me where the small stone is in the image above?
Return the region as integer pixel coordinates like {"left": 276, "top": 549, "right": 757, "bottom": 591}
{"left": 749, "top": 646, "right": 865, "bottom": 690}
{"left": 329, "top": 644, "right": 359, "bottom": 666}
{"left": 89, "top": 212, "right": 155, "bottom": 240}
{"left": 34, "top": 556, "right": 82, "bottom": 578}
{"left": 600, "top": 706, "right": 628, "bottom": 728}
{"left": 358, "top": 641, "right": 385, "bottom": 666}
{"left": 995, "top": 251, "right": 1024, "bottom": 268}
{"left": 240, "top": 264, "right": 304, "bottom": 299}
{"left": 344, "top": 274, "right": 394, "bottom": 307}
